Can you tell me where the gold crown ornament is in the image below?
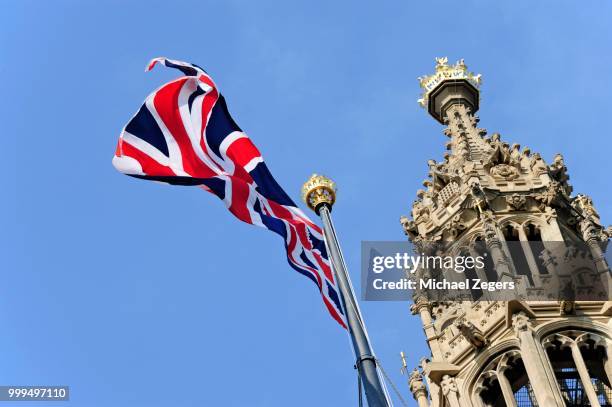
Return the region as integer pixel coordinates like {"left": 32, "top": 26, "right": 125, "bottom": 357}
{"left": 417, "top": 57, "right": 482, "bottom": 107}
{"left": 301, "top": 174, "right": 337, "bottom": 213}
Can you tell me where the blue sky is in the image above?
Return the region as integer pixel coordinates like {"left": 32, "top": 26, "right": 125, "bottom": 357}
{"left": 1, "top": 1, "right": 611, "bottom": 406}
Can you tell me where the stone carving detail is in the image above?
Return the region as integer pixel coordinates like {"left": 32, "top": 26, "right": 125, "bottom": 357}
{"left": 469, "top": 183, "right": 489, "bottom": 214}
{"left": 559, "top": 300, "right": 575, "bottom": 315}
{"left": 441, "top": 374, "right": 458, "bottom": 395}
{"left": 578, "top": 218, "right": 602, "bottom": 243}
{"left": 400, "top": 215, "right": 418, "bottom": 240}
{"left": 506, "top": 194, "right": 527, "bottom": 210}
{"left": 546, "top": 153, "right": 573, "bottom": 195}
{"left": 455, "top": 320, "right": 487, "bottom": 348}
{"left": 481, "top": 211, "right": 499, "bottom": 244}
{"left": 509, "top": 143, "right": 521, "bottom": 165}
{"left": 438, "top": 181, "right": 460, "bottom": 206}
{"left": 534, "top": 181, "right": 567, "bottom": 211}
{"left": 446, "top": 214, "right": 467, "bottom": 238}
{"left": 408, "top": 369, "right": 428, "bottom": 400}
{"left": 428, "top": 159, "right": 459, "bottom": 192}
{"left": 529, "top": 152, "right": 548, "bottom": 175}
{"left": 573, "top": 194, "right": 600, "bottom": 221}
{"left": 490, "top": 163, "right": 520, "bottom": 180}
{"left": 482, "top": 133, "right": 525, "bottom": 173}
{"left": 571, "top": 194, "right": 608, "bottom": 243}
{"left": 410, "top": 296, "right": 430, "bottom": 316}
{"left": 511, "top": 311, "right": 533, "bottom": 336}
{"left": 539, "top": 248, "right": 557, "bottom": 272}
{"left": 412, "top": 199, "right": 431, "bottom": 225}
{"left": 549, "top": 153, "right": 568, "bottom": 178}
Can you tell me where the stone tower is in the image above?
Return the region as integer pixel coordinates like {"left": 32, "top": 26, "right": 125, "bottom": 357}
{"left": 402, "top": 58, "right": 612, "bottom": 407}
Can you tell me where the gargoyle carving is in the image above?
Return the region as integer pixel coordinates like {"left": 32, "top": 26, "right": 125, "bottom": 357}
{"left": 455, "top": 320, "right": 487, "bottom": 348}
{"left": 572, "top": 194, "right": 600, "bottom": 221}
{"left": 400, "top": 216, "right": 419, "bottom": 240}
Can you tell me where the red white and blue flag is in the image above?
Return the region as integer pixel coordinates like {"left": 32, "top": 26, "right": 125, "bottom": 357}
{"left": 113, "top": 57, "right": 346, "bottom": 328}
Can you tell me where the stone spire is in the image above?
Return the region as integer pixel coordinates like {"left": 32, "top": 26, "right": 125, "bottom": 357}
{"left": 402, "top": 58, "right": 609, "bottom": 249}
{"left": 401, "top": 57, "right": 611, "bottom": 407}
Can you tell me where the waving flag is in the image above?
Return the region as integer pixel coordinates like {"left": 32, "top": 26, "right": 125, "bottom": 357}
{"left": 113, "top": 57, "right": 346, "bottom": 328}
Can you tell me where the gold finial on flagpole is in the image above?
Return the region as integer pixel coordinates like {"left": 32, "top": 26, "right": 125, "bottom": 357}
{"left": 301, "top": 174, "right": 337, "bottom": 213}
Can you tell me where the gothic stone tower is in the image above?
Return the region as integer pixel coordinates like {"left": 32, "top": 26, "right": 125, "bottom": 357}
{"left": 402, "top": 58, "right": 612, "bottom": 407}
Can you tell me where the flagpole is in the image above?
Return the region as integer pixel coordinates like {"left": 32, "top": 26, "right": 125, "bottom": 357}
{"left": 302, "top": 174, "right": 391, "bottom": 407}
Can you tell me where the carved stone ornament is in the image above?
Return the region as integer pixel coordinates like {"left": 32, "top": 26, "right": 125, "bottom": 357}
{"left": 446, "top": 214, "right": 467, "bottom": 238}
{"left": 572, "top": 194, "right": 600, "bottom": 221}
{"left": 559, "top": 300, "right": 575, "bottom": 315}
{"left": 490, "top": 164, "right": 520, "bottom": 180}
{"left": 408, "top": 369, "right": 428, "bottom": 399}
{"left": 470, "top": 184, "right": 489, "bottom": 213}
{"left": 455, "top": 320, "right": 487, "bottom": 348}
{"left": 400, "top": 215, "right": 418, "bottom": 240}
{"left": 410, "top": 296, "right": 430, "bottom": 315}
{"left": 534, "top": 181, "right": 566, "bottom": 211}
{"left": 480, "top": 211, "right": 499, "bottom": 244}
{"left": 578, "top": 218, "right": 602, "bottom": 243}
{"left": 506, "top": 194, "right": 527, "bottom": 211}
{"left": 538, "top": 248, "right": 557, "bottom": 268}
{"left": 412, "top": 200, "right": 431, "bottom": 224}
{"left": 440, "top": 374, "right": 459, "bottom": 395}
{"left": 529, "top": 152, "right": 548, "bottom": 175}
{"left": 511, "top": 311, "right": 533, "bottom": 336}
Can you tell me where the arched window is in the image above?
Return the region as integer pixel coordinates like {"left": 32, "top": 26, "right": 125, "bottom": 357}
{"left": 474, "top": 235, "right": 498, "bottom": 283}
{"left": 543, "top": 331, "right": 612, "bottom": 406}
{"left": 477, "top": 370, "right": 504, "bottom": 406}
{"left": 524, "top": 223, "right": 548, "bottom": 275}
{"left": 503, "top": 224, "right": 534, "bottom": 285}
{"left": 474, "top": 350, "right": 535, "bottom": 406}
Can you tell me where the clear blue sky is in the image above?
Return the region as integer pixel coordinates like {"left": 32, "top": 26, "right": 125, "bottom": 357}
{"left": 1, "top": 1, "right": 611, "bottom": 406}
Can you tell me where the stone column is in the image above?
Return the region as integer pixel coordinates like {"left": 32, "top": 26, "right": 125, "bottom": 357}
{"left": 512, "top": 312, "right": 563, "bottom": 406}
{"left": 481, "top": 213, "right": 523, "bottom": 297}
{"left": 579, "top": 219, "right": 610, "bottom": 274}
{"left": 603, "top": 345, "right": 612, "bottom": 389}
{"left": 440, "top": 375, "right": 461, "bottom": 407}
{"left": 411, "top": 296, "right": 443, "bottom": 360}
{"left": 497, "top": 355, "right": 518, "bottom": 407}
{"left": 517, "top": 226, "right": 542, "bottom": 286}
{"left": 578, "top": 218, "right": 612, "bottom": 300}
{"left": 595, "top": 338, "right": 612, "bottom": 405}
{"left": 569, "top": 341, "right": 601, "bottom": 407}
{"left": 408, "top": 369, "right": 430, "bottom": 407}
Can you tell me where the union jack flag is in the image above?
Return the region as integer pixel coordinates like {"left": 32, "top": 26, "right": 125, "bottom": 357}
{"left": 113, "top": 57, "right": 346, "bottom": 328}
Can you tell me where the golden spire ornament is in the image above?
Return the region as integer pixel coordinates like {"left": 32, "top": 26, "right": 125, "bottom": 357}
{"left": 417, "top": 57, "right": 482, "bottom": 123}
